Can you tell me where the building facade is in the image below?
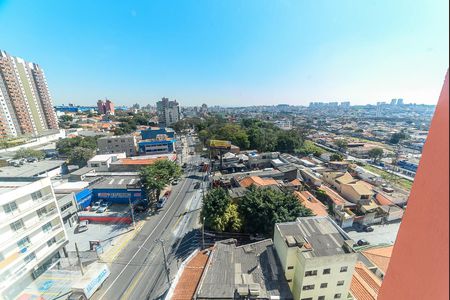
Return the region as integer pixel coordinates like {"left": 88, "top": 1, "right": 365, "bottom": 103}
{"left": 274, "top": 216, "right": 357, "bottom": 300}
{"left": 138, "top": 139, "right": 175, "bottom": 155}
{"left": 97, "top": 135, "right": 138, "bottom": 157}
{"left": 156, "top": 97, "right": 180, "bottom": 127}
{"left": 0, "top": 177, "right": 68, "bottom": 300}
{"left": 0, "top": 50, "right": 59, "bottom": 137}
{"left": 97, "top": 99, "right": 115, "bottom": 115}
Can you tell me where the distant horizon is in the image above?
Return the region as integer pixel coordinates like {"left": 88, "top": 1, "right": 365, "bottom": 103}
{"left": 1, "top": 0, "right": 448, "bottom": 107}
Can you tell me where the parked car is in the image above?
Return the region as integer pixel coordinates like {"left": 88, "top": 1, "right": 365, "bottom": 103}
{"left": 77, "top": 220, "right": 89, "bottom": 232}
{"left": 194, "top": 182, "right": 201, "bottom": 189}
{"left": 172, "top": 179, "right": 179, "bottom": 185}
{"left": 96, "top": 202, "right": 110, "bottom": 213}
{"left": 156, "top": 197, "right": 167, "bottom": 209}
{"left": 182, "top": 163, "right": 187, "bottom": 169}
{"left": 90, "top": 201, "right": 102, "bottom": 211}
{"left": 357, "top": 239, "right": 370, "bottom": 246}
{"left": 364, "top": 226, "right": 374, "bottom": 232}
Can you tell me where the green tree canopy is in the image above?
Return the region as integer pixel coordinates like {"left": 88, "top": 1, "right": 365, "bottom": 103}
{"left": 330, "top": 153, "right": 344, "bottom": 161}
{"left": 139, "top": 160, "right": 182, "bottom": 202}
{"left": 14, "top": 148, "right": 45, "bottom": 160}
{"left": 68, "top": 147, "right": 95, "bottom": 167}
{"left": 368, "top": 147, "right": 384, "bottom": 162}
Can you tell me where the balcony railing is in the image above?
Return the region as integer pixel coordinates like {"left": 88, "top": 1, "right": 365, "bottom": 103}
{"left": 0, "top": 194, "right": 55, "bottom": 225}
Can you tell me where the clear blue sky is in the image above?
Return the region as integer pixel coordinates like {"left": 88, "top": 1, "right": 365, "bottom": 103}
{"left": 0, "top": 0, "right": 448, "bottom": 106}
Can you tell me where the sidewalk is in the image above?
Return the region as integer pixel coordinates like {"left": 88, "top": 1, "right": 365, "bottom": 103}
{"left": 98, "top": 220, "right": 145, "bottom": 263}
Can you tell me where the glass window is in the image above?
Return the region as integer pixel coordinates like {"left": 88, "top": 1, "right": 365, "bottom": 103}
{"left": 301, "top": 298, "right": 313, "bottom": 300}
{"left": 47, "top": 237, "right": 57, "bottom": 247}
{"left": 305, "top": 270, "right": 318, "bottom": 276}
{"left": 320, "top": 283, "right": 328, "bottom": 288}
{"left": 323, "top": 268, "right": 331, "bottom": 274}
{"left": 318, "top": 297, "right": 325, "bottom": 300}
{"left": 31, "top": 191, "right": 43, "bottom": 201}
{"left": 334, "top": 294, "right": 342, "bottom": 299}
{"left": 337, "top": 280, "right": 345, "bottom": 286}
{"left": 287, "top": 266, "right": 294, "bottom": 270}
{"left": 302, "top": 284, "right": 315, "bottom": 291}
{"left": 42, "top": 222, "right": 52, "bottom": 232}
{"left": 10, "top": 219, "right": 24, "bottom": 232}
{"left": 17, "top": 236, "right": 30, "bottom": 249}
{"left": 340, "top": 266, "right": 348, "bottom": 273}
{"left": 24, "top": 252, "right": 36, "bottom": 264}
{"left": 37, "top": 207, "right": 47, "bottom": 218}
{"left": 3, "top": 201, "right": 18, "bottom": 214}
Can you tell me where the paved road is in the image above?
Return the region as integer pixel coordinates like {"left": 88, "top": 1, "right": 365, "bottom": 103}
{"left": 92, "top": 138, "right": 205, "bottom": 300}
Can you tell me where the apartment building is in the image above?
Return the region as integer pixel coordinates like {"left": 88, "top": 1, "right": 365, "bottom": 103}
{"left": 0, "top": 177, "right": 68, "bottom": 300}
{"left": 274, "top": 216, "right": 357, "bottom": 300}
{"left": 97, "top": 135, "right": 138, "bottom": 157}
{"left": 97, "top": 99, "right": 115, "bottom": 115}
{"left": 0, "top": 50, "right": 59, "bottom": 137}
{"left": 156, "top": 97, "right": 180, "bottom": 127}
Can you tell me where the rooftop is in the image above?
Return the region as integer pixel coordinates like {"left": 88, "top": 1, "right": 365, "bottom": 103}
{"left": 350, "top": 262, "right": 382, "bottom": 300}
{"left": 0, "top": 177, "right": 42, "bottom": 195}
{"left": 90, "top": 175, "right": 141, "bottom": 189}
{"left": 0, "top": 160, "right": 65, "bottom": 177}
{"left": 294, "top": 191, "right": 328, "bottom": 217}
{"left": 276, "top": 216, "right": 353, "bottom": 257}
{"left": 361, "top": 245, "right": 394, "bottom": 274}
{"left": 239, "top": 176, "right": 279, "bottom": 188}
{"left": 196, "top": 239, "right": 293, "bottom": 299}
{"left": 88, "top": 153, "right": 125, "bottom": 162}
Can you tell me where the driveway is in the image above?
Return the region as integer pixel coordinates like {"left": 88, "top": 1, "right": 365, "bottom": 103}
{"left": 345, "top": 221, "right": 401, "bottom": 246}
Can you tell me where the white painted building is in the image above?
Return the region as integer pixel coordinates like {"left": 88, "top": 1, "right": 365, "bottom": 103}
{"left": 274, "top": 216, "right": 357, "bottom": 300}
{"left": 87, "top": 153, "right": 126, "bottom": 172}
{"left": 0, "top": 177, "right": 68, "bottom": 300}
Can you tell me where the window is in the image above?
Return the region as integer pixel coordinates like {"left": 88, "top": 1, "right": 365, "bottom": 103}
{"left": 337, "top": 280, "right": 345, "bottom": 286}
{"left": 47, "top": 237, "right": 56, "bottom": 247}
{"left": 287, "top": 279, "right": 292, "bottom": 283}
{"left": 24, "top": 252, "right": 36, "bottom": 264}
{"left": 305, "top": 270, "right": 318, "bottom": 277}
{"left": 301, "top": 298, "right": 313, "bottom": 300}
{"left": 340, "top": 266, "right": 348, "bottom": 273}
{"left": 42, "top": 222, "right": 52, "bottom": 233}
{"left": 334, "top": 294, "right": 342, "bottom": 299}
{"left": 17, "top": 236, "right": 30, "bottom": 249}
{"left": 31, "top": 191, "right": 43, "bottom": 201}
{"left": 320, "top": 283, "right": 328, "bottom": 288}
{"left": 3, "top": 201, "right": 18, "bottom": 214}
{"left": 90, "top": 163, "right": 99, "bottom": 167}
{"left": 37, "top": 207, "right": 47, "bottom": 218}
{"left": 302, "top": 285, "right": 315, "bottom": 291}
{"left": 10, "top": 219, "right": 24, "bottom": 232}
{"left": 323, "top": 268, "right": 331, "bottom": 274}
{"left": 287, "top": 266, "right": 294, "bottom": 270}
{"left": 318, "top": 297, "right": 325, "bottom": 300}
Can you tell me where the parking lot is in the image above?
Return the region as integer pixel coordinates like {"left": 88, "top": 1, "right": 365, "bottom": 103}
{"left": 345, "top": 221, "right": 401, "bottom": 246}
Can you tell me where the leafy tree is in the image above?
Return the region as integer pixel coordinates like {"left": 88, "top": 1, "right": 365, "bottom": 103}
{"left": 238, "top": 186, "right": 313, "bottom": 236}
{"left": 275, "top": 130, "right": 302, "bottom": 153}
{"left": 389, "top": 131, "right": 407, "bottom": 144}
{"left": 68, "top": 147, "right": 95, "bottom": 167}
{"left": 368, "top": 147, "right": 384, "bottom": 162}
{"left": 139, "top": 160, "right": 181, "bottom": 202}
{"left": 201, "top": 187, "right": 241, "bottom": 232}
{"left": 14, "top": 148, "right": 45, "bottom": 160}
{"left": 335, "top": 139, "right": 348, "bottom": 152}
{"left": 296, "top": 140, "right": 324, "bottom": 157}
{"left": 59, "top": 115, "right": 73, "bottom": 122}
{"left": 330, "top": 153, "right": 344, "bottom": 161}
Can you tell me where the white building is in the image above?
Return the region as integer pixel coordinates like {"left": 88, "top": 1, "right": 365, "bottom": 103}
{"left": 87, "top": 153, "right": 126, "bottom": 172}
{"left": 156, "top": 97, "right": 180, "bottom": 127}
{"left": 274, "top": 216, "right": 357, "bottom": 300}
{"left": 0, "top": 177, "right": 68, "bottom": 300}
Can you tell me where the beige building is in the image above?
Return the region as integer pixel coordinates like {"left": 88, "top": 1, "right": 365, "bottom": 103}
{"left": 274, "top": 216, "right": 357, "bottom": 300}
{"left": 340, "top": 181, "right": 373, "bottom": 204}
{"left": 322, "top": 171, "right": 356, "bottom": 192}
{"left": 97, "top": 135, "right": 138, "bottom": 157}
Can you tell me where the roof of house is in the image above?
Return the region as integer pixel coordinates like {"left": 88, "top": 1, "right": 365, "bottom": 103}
{"left": 319, "top": 185, "right": 346, "bottom": 205}
{"left": 336, "top": 172, "right": 356, "bottom": 184}
{"left": 172, "top": 249, "right": 210, "bottom": 300}
{"left": 88, "top": 153, "right": 125, "bottom": 162}
{"left": 375, "top": 193, "right": 395, "bottom": 206}
{"left": 239, "top": 176, "right": 279, "bottom": 188}
{"left": 116, "top": 157, "right": 166, "bottom": 165}
{"left": 350, "top": 262, "right": 382, "bottom": 300}
{"left": 294, "top": 191, "right": 328, "bottom": 217}
{"left": 344, "top": 181, "right": 374, "bottom": 196}
{"left": 196, "top": 239, "right": 293, "bottom": 299}
{"left": 361, "top": 246, "right": 394, "bottom": 274}
{"left": 275, "top": 216, "right": 353, "bottom": 257}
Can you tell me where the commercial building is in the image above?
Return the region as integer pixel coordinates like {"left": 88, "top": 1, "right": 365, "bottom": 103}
{"left": 156, "top": 97, "right": 180, "bottom": 127}
{"left": 138, "top": 139, "right": 176, "bottom": 155}
{"left": 97, "top": 99, "right": 115, "bottom": 115}
{"left": 97, "top": 135, "right": 138, "bottom": 157}
{"left": 0, "top": 177, "right": 68, "bottom": 300}
{"left": 274, "top": 216, "right": 357, "bottom": 300}
{"left": 87, "top": 153, "right": 126, "bottom": 172}
{"left": 140, "top": 127, "right": 175, "bottom": 140}
{"left": 0, "top": 50, "right": 59, "bottom": 137}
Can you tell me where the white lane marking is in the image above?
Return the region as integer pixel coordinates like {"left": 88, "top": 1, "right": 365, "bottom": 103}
{"left": 97, "top": 162, "right": 195, "bottom": 299}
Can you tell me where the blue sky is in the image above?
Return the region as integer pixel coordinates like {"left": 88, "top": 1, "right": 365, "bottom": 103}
{"left": 0, "top": 0, "right": 448, "bottom": 106}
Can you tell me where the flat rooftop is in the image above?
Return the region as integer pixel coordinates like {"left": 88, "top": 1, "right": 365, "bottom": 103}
{"left": 276, "top": 216, "right": 353, "bottom": 257}
{"left": 0, "top": 160, "right": 65, "bottom": 177}
{"left": 196, "top": 239, "right": 293, "bottom": 299}
{"left": 90, "top": 175, "right": 141, "bottom": 189}
{"left": 0, "top": 177, "right": 41, "bottom": 195}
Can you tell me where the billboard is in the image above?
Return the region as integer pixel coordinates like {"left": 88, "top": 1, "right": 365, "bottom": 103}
{"left": 209, "top": 139, "right": 231, "bottom": 149}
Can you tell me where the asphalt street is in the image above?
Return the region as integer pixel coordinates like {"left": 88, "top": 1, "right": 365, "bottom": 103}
{"left": 91, "top": 136, "right": 206, "bottom": 300}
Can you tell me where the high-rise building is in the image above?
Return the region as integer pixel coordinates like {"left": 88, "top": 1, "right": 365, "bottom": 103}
{"left": 274, "top": 216, "right": 357, "bottom": 300}
{"left": 396, "top": 98, "right": 404, "bottom": 105}
{"left": 0, "top": 50, "right": 59, "bottom": 137}
{"left": 97, "top": 99, "right": 115, "bottom": 115}
{"left": 0, "top": 177, "right": 68, "bottom": 300}
{"left": 156, "top": 97, "right": 180, "bottom": 127}
{"left": 390, "top": 99, "right": 397, "bottom": 105}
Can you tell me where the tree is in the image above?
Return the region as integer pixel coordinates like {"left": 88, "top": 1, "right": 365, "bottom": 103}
{"left": 389, "top": 131, "right": 407, "bottom": 144}
{"left": 368, "top": 147, "right": 384, "bottom": 163}
{"left": 330, "top": 153, "right": 344, "bottom": 161}
{"left": 68, "top": 147, "right": 95, "bottom": 167}
{"left": 14, "top": 148, "right": 45, "bottom": 160}
{"left": 275, "top": 130, "right": 302, "bottom": 153}
{"left": 200, "top": 187, "right": 242, "bottom": 232}
{"left": 59, "top": 115, "right": 73, "bottom": 122}
{"left": 238, "top": 186, "right": 313, "bottom": 236}
{"left": 139, "top": 160, "right": 182, "bottom": 202}
{"left": 335, "top": 139, "right": 348, "bottom": 152}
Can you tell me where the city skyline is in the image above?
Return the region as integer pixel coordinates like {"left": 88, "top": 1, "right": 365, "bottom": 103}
{"left": 0, "top": 0, "right": 448, "bottom": 107}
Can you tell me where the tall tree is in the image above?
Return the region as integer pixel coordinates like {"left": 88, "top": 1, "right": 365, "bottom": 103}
{"left": 368, "top": 147, "right": 384, "bottom": 163}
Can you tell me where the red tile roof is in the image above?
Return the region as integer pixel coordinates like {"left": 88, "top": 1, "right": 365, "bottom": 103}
{"left": 319, "top": 185, "right": 346, "bottom": 205}
{"left": 350, "top": 262, "right": 382, "bottom": 300}
{"left": 294, "top": 191, "right": 328, "bottom": 217}
{"left": 239, "top": 176, "right": 278, "bottom": 188}
{"left": 119, "top": 157, "right": 166, "bottom": 165}
{"left": 361, "top": 245, "right": 394, "bottom": 274}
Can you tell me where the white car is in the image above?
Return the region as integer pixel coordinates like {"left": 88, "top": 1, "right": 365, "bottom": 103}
{"left": 90, "top": 201, "right": 102, "bottom": 211}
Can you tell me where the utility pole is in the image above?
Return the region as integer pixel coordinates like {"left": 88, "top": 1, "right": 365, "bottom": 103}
{"left": 128, "top": 194, "right": 136, "bottom": 230}
{"left": 202, "top": 217, "right": 206, "bottom": 250}
{"left": 157, "top": 239, "right": 171, "bottom": 286}
{"left": 75, "top": 242, "right": 84, "bottom": 276}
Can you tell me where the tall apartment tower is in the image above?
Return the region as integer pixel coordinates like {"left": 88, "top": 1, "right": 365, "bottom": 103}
{"left": 97, "top": 99, "right": 115, "bottom": 115}
{"left": 0, "top": 177, "right": 68, "bottom": 300}
{"left": 0, "top": 50, "right": 59, "bottom": 137}
{"left": 156, "top": 97, "right": 180, "bottom": 127}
